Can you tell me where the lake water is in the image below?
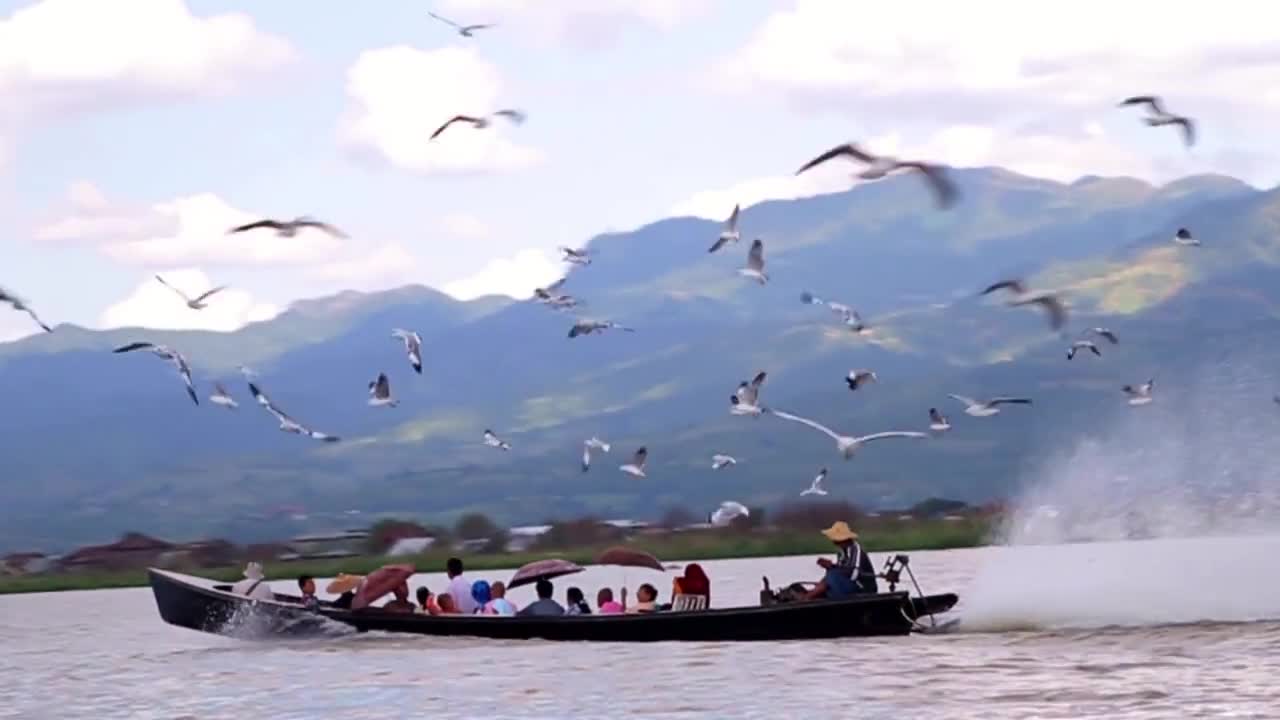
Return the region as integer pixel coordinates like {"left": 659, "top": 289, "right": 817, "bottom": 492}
{"left": 3, "top": 539, "right": 1280, "bottom": 719}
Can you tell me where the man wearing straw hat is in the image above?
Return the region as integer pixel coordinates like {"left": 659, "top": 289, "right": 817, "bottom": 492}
{"left": 230, "top": 562, "right": 275, "bottom": 602}
{"left": 803, "top": 522, "right": 879, "bottom": 600}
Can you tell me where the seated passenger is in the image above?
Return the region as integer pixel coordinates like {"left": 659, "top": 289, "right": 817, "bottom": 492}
{"left": 518, "top": 579, "right": 565, "bottom": 617}
{"left": 803, "top": 521, "right": 878, "bottom": 601}
{"left": 627, "top": 583, "right": 659, "bottom": 614}
{"left": 471, "top": 580, "right": 492, "bottom": 614}
{"left": 382, "top": 582, "right": 416, "bottom": 613}
{"left": 672, "top": 563, "right": 711, "bottom": 603}
{"left": 326, "top": 573, "right": 362, "bottom": 609}
{"left": 297, "top": 575, "right": 319, "bottom": 610}
{"left": 436, "top": 593, "right": 460, "bottom": 614}
{"left": 485, "top": 581, "right": 517, "bottom": 616}
{"left": 596, "top": 588, "right": 624, "bottom": 614}
{"left": 415, "top": 586, "right": 440, "bottom": 615}
{"left": 231, "top": 562, "right": 274, "bottom": 602}
{"left": 565, "top": 587, "right": 592, "bottom": 615}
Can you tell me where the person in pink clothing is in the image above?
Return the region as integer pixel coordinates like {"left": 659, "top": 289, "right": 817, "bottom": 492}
{"left": 596, "top": 587, "right": 624, "bottom": 614}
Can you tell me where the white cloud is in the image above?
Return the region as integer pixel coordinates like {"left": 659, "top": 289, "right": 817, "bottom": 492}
{"left": 33, "top": 180, "right": 177, "bottom": 244}
{"left": 437, "top": 0, "right": 711, "bottom": 49}
{"left": 306, "top": 243, "right": 422, "bottom": 290}
{"left": 442, "top": 248, "right": 562, "bottom": 300}
{"left": 340, "top": 45, "right": 540, "bottom": 176}
{"left": 0, "top": 0, "right": 294, "bottom": 124}
{"left": 440, "top": 212, "right": 492, "bottom": 240}
{"left": 100, "top": 268, "right": 280, "bottom": 332}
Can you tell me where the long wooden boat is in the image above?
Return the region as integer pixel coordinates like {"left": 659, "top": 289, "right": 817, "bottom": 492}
{"left": 149, "top": 568, "right": 958, "bottom": 642}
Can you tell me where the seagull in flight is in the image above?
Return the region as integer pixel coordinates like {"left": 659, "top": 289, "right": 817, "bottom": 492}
{"left": 568, "top": 319, "right": 634, "bottom": 338}
{"left": 928, "top": 408, "right": 951, "bottom": 433}
{"left": 800, "top": 291, "right": 869, "bottom": 334}
{"left": 581, "top": 436, "right": 610, "bottom": 472}
{"left": 846, "top": 369, "right": 877, "bottom": 392}
{"left": 1118, "top": 95, "right": 1196, "bottom": 147}
{"left": 1173, "top": 228, "right": 1200, "bottom": 246}
{"left": 1084, "top": 327, "right": 1119, "bottom": 345}
{"left": 712, "top": 454, "right": 737, "bottom": 470}
{"left": 154, "top": 275, "right": 228, "bottom": 310}
{"left": 392, "top": 329, "right": 423, "bottom": 374}
{"left": 619, "top": 446, "right": 648, "bottom": 478}
{"left": 800, "top": 468, "right": 829, "bottom": 497}
{"left": 730, "top": 371, "right": 768, "bottom": 416}
{"left": 248, "top": 382, "right": 339, "bottom": 442}
{"left": 948, "top": 394, "right": 1031, "bottom": 417}
{"left": 707, "top": 204, "right": 741, "bottom": 254}
{"left": 1123, "top": 379, "right": 1155, "bottom": 406}
{"left": 709, "top": 501, "right": 749, "bottom": 527}
{"left": 483, "top": 429, "right": 511, "bottom": 451}
{"left": 112, "top": 342, "right": 199, "bottom": 405}
{"left": 0, "top": 286, "right": 53, "bottom": 333}
{"left": 426, "top": 10, "right": 495, "bottom": 37}
{"left": 429, "top": 110, "right": 525, "bottom": 141}
{"left": 209, "top": 382, "right": 239, "bottom": 409}
{"left": 227, "top": 216, "right": 347, "bottom": 238}
{"left": 367, "top": 372, "right": 398, "bottom": 408}
{"left": 795, "top": 142, "right": 957, "bottom": 209}
{"left": 559, "top": 246, "right": 592, "bottom": 266}
{"left": 532, "top": 278, "right": 581, "bottom": 311}
{"left": 1067, "top": 340, "right": 1102, "bottom": 360}
{"left": 769, "top": 409, "right": 927, "bottom": 460}
{"left": 981, "top": 279, "right": 1068, "bottom": 331}
{"left": 738, "top": 238, "right": 768, "bottom": 284}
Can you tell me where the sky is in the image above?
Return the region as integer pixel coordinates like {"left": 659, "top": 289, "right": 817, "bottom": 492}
{"left": 4, "top": 0, "right": 1280, "bottom": 342}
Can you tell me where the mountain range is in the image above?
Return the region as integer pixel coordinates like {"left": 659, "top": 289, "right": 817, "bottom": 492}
{"left": 4, "top": 166, "right": 1280, "bottom": 552}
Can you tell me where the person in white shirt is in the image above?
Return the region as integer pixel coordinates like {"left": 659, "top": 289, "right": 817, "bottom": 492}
{"left": 230, "top": 562, "right": 275, "bottom": 601}
{"left": 446, "top": 557, "right": 478, "bottom": 613}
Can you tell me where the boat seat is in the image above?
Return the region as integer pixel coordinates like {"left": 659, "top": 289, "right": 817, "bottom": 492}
{"left": 670, "top": 594, "right": 708, "bottom": 612}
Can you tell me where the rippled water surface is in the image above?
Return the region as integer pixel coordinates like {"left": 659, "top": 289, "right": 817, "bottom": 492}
{"left": 4, "top": 542, "right": 1280, "bottom": 719}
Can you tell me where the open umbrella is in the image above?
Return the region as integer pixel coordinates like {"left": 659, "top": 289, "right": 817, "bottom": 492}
{"left": 508, "top": 558, "right": 584, "bottom": 589}
{"left": 325, "top": 573, "right": 364, "bottom": 595}
{"left": 351, "top": 563, "right": 415, "bottom": 610}
{"left": 596, "top": 546, "right": 664, "bottom": 572}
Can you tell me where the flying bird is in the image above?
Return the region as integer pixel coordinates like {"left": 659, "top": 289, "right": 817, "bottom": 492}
{"left": 0, "top": 286, "right": 52, "bottom": 333}
{"left": 227, "top": 216, "right": 347, "bottom": 238}
{"left": 1123, "top": 379, "right": 1155, "bottom": 406}
{"left": 483, "top": 429, "right": 511, "bottom": 451}
{"left": 532, "top": 279, "right": 581, "bottom": 311}
{"left": 800, "top": 468, "right": 829, "bottom": 497}
{"left": 209, "top": 382, "right": 239, "bottom": 409}
{"left": 769, "top": 409, "right": 928, "bottom": 460}
{"left": 367, "top": 372, "right": 398, "bottom": 408}
{"left": 581, "top": 436, "right": 610, "bottom": 472}
{"left": 982, "top": 279, "right": 1067, "bottom": 331}
{"left": 391, "top": 329, "right": 423, "bottom": 374}
{"left": 738, "top": 238, "right": 768, "bottom": 284}
{"left": 568, "top": 319, "right": 634, "bottom": 338}
{"left": 729, "top": 371, "right": 768, "bottom": 416}
{"left": 801, "top": 291, "right": 869, "bottom": 334}
{"left": 559, "top": 246, "right": 592, "bottom": 266}
{"left": 1085, "top": 327, "right": 1119, "bottom": 345}
{"left": 619, "top": 446, "right": 648, "bottom": 478}
{"left": 1173, "top": 228, "right": 1200, "bottom": 246}
{"left": 928, "top": 408, "right": 951, "bottom": 433}
{"left": 1067, "top": 341, "right": 1101, "bottom": 360}
{"left": 248, "top": 382, "right": 339, "bottom": 442}
{"left": 711, "top": 454, "right": 737, "bottom": 470}
{"left": 112, "top": 341, "right": 199, "bottom": 406}
{"left": 709, "top": 501, "right": 749, "bottom": 527}
{"left": 1118, "top": 95, "right": 1195, "bottom": 147}
{"left": 948, "top": 394, "right": 1031, "bottom": 417}
{"left": 795, "top": 142, "right": 957, "bottom": 208}
{"left": 707, "top": 204, "right": 741, "bottom": 254}
{"left": 429, "top": 110, "right": 526, "bottom": 141}
{"left": 154, "top": 275, "right": 227, "bottom": 310}
{"left": 846, "top": 369, "right": 878, "bottom": 392}
{"left": 426, "top": 10, "right": 495, "bottom": 37}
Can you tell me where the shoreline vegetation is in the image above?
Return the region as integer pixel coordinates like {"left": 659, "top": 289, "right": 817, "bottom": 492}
{"left": 0, "top": 520, "right": 990, "bottom": 596}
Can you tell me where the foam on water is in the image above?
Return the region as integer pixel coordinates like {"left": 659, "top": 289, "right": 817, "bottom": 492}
{"left": 962, "top": 353, "right": 1280, "bottom": 631}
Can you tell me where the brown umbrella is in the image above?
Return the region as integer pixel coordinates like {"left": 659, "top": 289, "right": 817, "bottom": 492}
{"left": 596, "top": 546, "right": 665, "bottom": 572}
{"left": 351, "top": 563, "right": 415, "bottom": 610}
{"left": 508, "top": 558, "right": 584, "bottom": 589}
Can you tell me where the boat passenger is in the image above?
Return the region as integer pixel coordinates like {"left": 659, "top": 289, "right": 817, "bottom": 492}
{"left": 383, "top": 582, "right": 416, "bottom": 613}
{"left": 471, "top": 580, "right": 493, "bottom": 614}
{"left": 803, "top": 521, "right": 878, "bottom": 601}
{"left": 565, "top": 587, "right": 592, "bottom": 615}
{"left": 327, "top": 573, "right": 362, "bottom": 609}
{"left": 485, "top": 581, "right": 517, "bottom": 616}
{"left": 627, "top": 584, "right": 659, "bottom": 614}
{"left": 446, "top": 557, "right": 478, "bottom": 614}
{"left": 672, "top": 563, "right": 711, "bottom": 603}
{"left": 437, "top": 593, "right": 460, "bottom": 614}
{"left": 415, "top": 586, "right": 440, "bottom": 615}
{"left": 517, "top": 579, "right": 565, "bottom": 616}
{"left": 230, "top": 562, "right": 275, "bottom": 602}
{"left": 596, "top": 588, "right": 624, "bottom": 614}
{"left": 297, "top": 575, "right": 319, "bottom": 610}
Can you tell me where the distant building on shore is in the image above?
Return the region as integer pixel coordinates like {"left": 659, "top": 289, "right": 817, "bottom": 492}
{"left": 59, "top": 533, "right": 174, "bottom": 573}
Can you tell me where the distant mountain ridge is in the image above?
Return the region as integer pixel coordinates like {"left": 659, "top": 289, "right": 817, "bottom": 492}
{"left": 3, "top": 166, "right": 1277, "bottom": 552}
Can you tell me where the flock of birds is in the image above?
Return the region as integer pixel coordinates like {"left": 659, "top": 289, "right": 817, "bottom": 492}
{"left": 0, "top": 8, "right": 1239, "bottom": 530}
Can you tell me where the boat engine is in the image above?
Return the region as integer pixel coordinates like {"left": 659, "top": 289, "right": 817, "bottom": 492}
{"left": 879, "top": 554, "right": 911, "bottom": 592}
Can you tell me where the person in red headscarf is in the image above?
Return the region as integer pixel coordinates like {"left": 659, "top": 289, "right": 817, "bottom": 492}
{"left": 672, "top": 563, "right": 711, "bottom": 604}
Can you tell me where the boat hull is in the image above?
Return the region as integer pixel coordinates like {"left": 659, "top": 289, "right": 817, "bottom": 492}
{"left": 149, "top": 568, "right": 958, "bottom": 642}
